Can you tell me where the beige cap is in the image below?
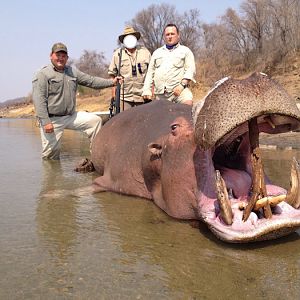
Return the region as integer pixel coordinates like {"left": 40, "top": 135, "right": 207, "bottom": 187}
{"left": 118, "top": 26, "right": 141, "bottom": 43}
{"left": 51, "top": 42, "right": 68, "bottom": 54}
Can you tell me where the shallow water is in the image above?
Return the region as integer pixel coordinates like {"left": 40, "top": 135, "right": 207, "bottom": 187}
{"left": 1, "top": 118, "right": 300, "bottom": 299}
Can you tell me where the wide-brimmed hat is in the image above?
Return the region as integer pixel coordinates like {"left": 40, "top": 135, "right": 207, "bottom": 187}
{"left": 118, "top": 26, "right": 141, "bottom": 43}
{"left": 51, "top": 42, "right": 68, "bottom": 54}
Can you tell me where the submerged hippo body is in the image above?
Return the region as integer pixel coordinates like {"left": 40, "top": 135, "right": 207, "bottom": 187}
{"left": 91, "top": 73, "right": 300, "bottom": 243}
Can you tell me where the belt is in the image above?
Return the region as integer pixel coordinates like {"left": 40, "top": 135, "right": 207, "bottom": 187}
{"left": 49, "top": 114, "right": 66, "bottom": 118}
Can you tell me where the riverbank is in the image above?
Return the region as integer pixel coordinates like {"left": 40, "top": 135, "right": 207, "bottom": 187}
{"left": 0, "top": 90, "right": 113, "bottom": 118}
{"left": 1, "top": 70, "right": 299, "bottom": 119}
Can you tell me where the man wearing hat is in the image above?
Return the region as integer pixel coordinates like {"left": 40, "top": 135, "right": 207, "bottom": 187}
{"left": 32, "top": 42, "right": 121, "bottom": 160}
{"left": 108, "top": 26, "right": 151, "bottom": 110}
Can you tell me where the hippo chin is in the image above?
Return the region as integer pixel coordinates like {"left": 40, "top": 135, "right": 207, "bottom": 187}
{"left": 91, "top": 73, "right": 300, "bottom": 243}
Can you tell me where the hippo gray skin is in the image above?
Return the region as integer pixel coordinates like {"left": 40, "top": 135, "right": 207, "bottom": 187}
{"left": 91, "top": 73, "right": 300, "bottom": 243}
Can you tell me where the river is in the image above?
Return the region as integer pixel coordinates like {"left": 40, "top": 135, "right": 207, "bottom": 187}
{"left": 0, "top": 118, "right": 300, "bottom": 299}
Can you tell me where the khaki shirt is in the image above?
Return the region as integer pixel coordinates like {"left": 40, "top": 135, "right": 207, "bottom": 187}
{"left": 142, "top": 43, "right": 196, "bottom": 96}
{"left": 32, "top": 64, "right": 114, "bottom": 125}
{"left": 108, "top": 46, "right": 151, "bottom": 102}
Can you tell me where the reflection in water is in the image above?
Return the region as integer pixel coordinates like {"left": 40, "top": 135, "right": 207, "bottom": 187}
{"left": 96, "top": 193, "right": 300, "bottom": 299}
{"left": 262, "top": 149, "right": 300, "bottom": 189}
{"left": 36, "top": 161, "right": 79, "bottom": 261}
{"left": 1, "top": 119, "right": 300, "bottom": 299}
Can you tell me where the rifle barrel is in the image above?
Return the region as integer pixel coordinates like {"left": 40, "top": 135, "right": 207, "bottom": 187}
{"left": 115, "top": 48, "right": 122, "bottom": 115}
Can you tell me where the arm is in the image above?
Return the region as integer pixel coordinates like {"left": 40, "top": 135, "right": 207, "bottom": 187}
{"left": 142, "top": 54, "right": 155, "bottom": 99}
{"left": 182, "top": 48, "right": 196, "bottom": 83}
{"left": 108, "top": 51, "right": 118, "bottom": 99}
{"left": 173, "top": 48, "right": 196, "bottom": 97}
{"left": 74, "top": 67, "right": 115, "bottom": 89}
{"left": 32, "top": 72, "right": 52, "bottom": 127}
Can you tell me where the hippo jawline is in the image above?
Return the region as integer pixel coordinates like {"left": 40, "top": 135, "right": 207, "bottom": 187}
{"left": 200, "top": 115, "right": 300, "bottom": 243}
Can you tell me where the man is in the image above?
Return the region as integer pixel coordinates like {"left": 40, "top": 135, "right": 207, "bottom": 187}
{"left": 32, "top": 42, "right": 121, "bottom": 160}
{"left": 142, "top": 24, "right": 196, "bottom": 105}
{"left": 108, "top": 26, "right": 151, "bottom": 110}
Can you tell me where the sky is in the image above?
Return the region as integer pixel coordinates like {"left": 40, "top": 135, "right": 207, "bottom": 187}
{"left": 0, "top": 0, "right": 242, "bottom": 102}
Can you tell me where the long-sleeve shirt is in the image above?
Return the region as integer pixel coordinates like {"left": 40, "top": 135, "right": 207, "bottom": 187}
{"left": 32, "top": 64, "right": 114, "bottom": 125}
{"left": 142, "top": 43, "right": 196, "bottom": 96}
{"left": 108, "top": 46, "right": 151, "bottom": 102}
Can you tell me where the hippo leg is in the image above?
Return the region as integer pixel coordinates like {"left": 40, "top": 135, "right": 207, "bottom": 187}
{"left": 92, "top": 175, "right": 112, "bottom": 192}
{"left": 74, "top": 158, "right": 95, "bottom": 173}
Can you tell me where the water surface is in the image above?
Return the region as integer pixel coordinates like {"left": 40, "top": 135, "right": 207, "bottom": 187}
{"left": 1, "top": 118, "right": 300, "bottom": 299}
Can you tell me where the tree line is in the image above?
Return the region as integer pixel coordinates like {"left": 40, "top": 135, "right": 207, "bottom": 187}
{"left": 78, "top": 1, "right": 300, "bottom": 96}
{"left": 129, "top": 1, "right": 300, "bottom": 84}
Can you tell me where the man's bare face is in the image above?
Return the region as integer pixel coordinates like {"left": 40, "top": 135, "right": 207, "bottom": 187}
{"left": 164, "top": 26, "right": 180, "bottom": 46}
{"left": 50, "top": 51, "right": 68, "bottom": 71}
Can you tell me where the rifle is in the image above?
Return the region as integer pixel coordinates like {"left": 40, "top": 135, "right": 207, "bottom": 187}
{"left": 109, "top": 48, "right": 123, "bottom": 119}
{"left": 115, "top": 48, "right": 123, "bottom": 115}
{"left": 109, "top": 97, "right": 115, "bottom": 119}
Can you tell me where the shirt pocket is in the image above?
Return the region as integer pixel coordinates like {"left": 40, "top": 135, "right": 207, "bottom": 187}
{"left": 68, "top": 77, "right": 77, "bottom": 94}
{"left": 48, "top": 78, "right": 62, "bottom": 94}
{"left": 137, "top": 60, "right": 149, "bottom": 74}
{"left": 173, "top": 55, "right": 185, "bottom": 68}
{"left": 154, "top": 57, "right": 163, "bottom": 68}
{"left": 120, "top": 58, "right": 131, "bottom": 76}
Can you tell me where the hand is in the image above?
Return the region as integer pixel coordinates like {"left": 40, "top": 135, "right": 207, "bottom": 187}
{"left": 143, "top": 95, "right": 152, "bottom": 101}
{"left": 113, "top": 76, "right": 123, "bottom": 85}
{"left": 173, "top": 84, "right": 184, "bottom": 97}
{"left": 44, "top": 123, "right": 54, "bottom": 133}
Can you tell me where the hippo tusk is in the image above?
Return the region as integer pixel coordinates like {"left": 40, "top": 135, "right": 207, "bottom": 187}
{"left": 253, "top": 194, "right": 286, "bottom": 210}
{"left": 243, "top": 117, "right": 272, "bottom": 221}
{"left": 238, "top": 194, "right": 286, "bottom": 211}
{"left": 215, "top": 170, "right": 233, "bottom": 225}
{"left": 285, "top": 158, "right": 300, "bottom": 209}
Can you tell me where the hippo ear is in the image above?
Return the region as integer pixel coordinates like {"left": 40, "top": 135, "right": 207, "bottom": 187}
{"left": 148, "top": 143, "right": 162, "bottom": 158}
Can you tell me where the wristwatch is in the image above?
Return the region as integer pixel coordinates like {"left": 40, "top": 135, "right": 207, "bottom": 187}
{"left": 180, "top": 82, "right": 188, "bottom": 89}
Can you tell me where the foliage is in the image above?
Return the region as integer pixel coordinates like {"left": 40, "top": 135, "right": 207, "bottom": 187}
{"left": 128, "top": 3, "right": 203, "bottom": 55}
{"left": 129, "top": 1, "right": 300, "bottom": 86}
{"left": 200, "top": 0, "right": 300, "bottom": 83}
{"left": 75, "top": 50, "right": 109, "bottom": 97}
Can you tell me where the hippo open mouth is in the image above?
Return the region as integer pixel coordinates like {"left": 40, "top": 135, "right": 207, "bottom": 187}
{"left": 90, "top": 72, "right": 300, "bottom": 244}
{"left": 194, "top": 73, "right": 300, "bottom": 242}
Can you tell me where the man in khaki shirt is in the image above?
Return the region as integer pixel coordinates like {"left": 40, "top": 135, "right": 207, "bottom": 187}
{"left": 32, "top": 42, "right": 121, "bottom": 160}
{"left": 142, "top": 24, "right": 196, "bottom": 105}
{"left": 108, "top": 27, "right": 151, "bottom": 111}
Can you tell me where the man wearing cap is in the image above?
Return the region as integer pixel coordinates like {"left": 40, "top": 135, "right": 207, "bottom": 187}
{"left": 108, "top": 26, "right": 151, "bottom": 110}
{"left": 32, "top": 42, "right": 121, "bottom": 160}
{"left": 142, "top": 24, "right": 196, "bottom": 105}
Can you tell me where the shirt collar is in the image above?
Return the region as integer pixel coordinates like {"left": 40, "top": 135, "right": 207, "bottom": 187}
{"left": 164, "top": 43, "right": 180, "bottom": 51}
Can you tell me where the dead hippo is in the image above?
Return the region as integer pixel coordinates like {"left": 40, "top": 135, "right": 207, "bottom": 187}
{"left": 90, "top": 73, "right": 300, "bottom": 243}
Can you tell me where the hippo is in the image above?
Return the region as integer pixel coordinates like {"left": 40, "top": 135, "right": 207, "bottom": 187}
{"left": 90, "top": 73, "right": 300, "bottom": 243}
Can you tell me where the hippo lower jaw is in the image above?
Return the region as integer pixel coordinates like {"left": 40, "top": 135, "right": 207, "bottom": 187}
{"left": 204, "top": 200, "right": 300, "bottom": 243}
{"left": 198, "top": 116, "right": 300, "bottom": 243}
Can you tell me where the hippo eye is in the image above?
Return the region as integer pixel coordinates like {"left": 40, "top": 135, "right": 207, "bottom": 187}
{"left": 171, "top": 124, "right": 179, "bottom": 131}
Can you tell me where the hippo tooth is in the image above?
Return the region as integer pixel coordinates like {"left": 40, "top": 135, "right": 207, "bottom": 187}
{"left": 253, "top": 194, "right": 286, "bottom": 210}
{"left": 215, "top": 170, "right": 233, "bottom": 225}
{"left": 285, "top": 157, "right": 300, "bottom": 209}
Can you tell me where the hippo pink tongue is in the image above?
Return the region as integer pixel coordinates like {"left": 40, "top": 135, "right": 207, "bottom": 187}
{"left": 214, "top": 157, "right": 300, "bottom": 225}
{"left": 219, "top": 168, "right": 288, "bottom": 200}
{"left": 219, "top": 168, "right": 251, "bottom": 199}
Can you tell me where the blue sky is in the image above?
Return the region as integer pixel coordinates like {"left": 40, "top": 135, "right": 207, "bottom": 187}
{"left": 0, "top": 0, "right": 242, "bottom": 102}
